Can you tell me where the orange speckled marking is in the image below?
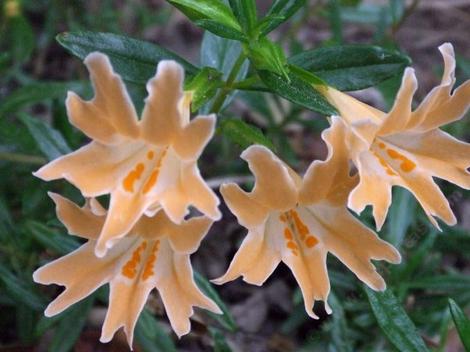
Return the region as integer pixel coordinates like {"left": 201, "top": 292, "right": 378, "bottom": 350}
{"left": 142, "top": 241, "right": 160, "bottom": 280}
{"left": 378, "top": 142, "right": 386, "bottom": 149}
{"left": 281, "top": 209, "right": 319, "bottom": 254}
{"left": 284, "top": 228, "right": 293, "bottom": 240}
{"left": 386, "top": 148, "right": 416, "bottom": 172}
{"left": 305, "top": 236, "right": 319, "bottom": 248}
{"left": 287, "top": 241, "right": 298, "bottom": 250}
{"left": 142, "top": 148, "right": 168, "bottom": 195}
{"left": 121, "top": 241, "right": 147, "bottom": 279}
{"left": 147, "top": 151, "right": 154, "bottom": 160}
{"left": 123, "top": 163, "right": 145, "bottom": 192}
{"left": 373, "top": 152, "right": 397, "bottom": 176}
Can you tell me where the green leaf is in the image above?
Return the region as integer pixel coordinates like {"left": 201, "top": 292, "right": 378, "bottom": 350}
{"left": 57, "top": 31, "right": 198, "bottom": 84}
{"left": 218, "top": 118, "right": 275, "bottom": 150}
{"left": 365, "top": 287, "right": 429, "bottom": 352}
{"left": 0, "top": 263, "right": 45, "bottom": 311}
{"left": 258, "top": 70, "right": 337, "bottom": 115}
{"left": 6, "top": 14, "right": 35, "bottom": 63}
{"left": 260, "top": 0, "right": 306, "bottom": 34}
{"left": 200, "top": 31, "right": 249, "bottom": 112}
{"left": 328, "top": 292, "right": 353, "bottom": 352}
{"left": 27, "top": 221, "right": 80, "bottom": 255}
{"left": 404, "top": 275, "right": 470, "bottom": 293}
{"left": 0, "top": 81, "right": 84, "bottom": 117}
{"left": 210, "top": 328, "right": 233, "bottom": 352}
{"left": 167, "top": 0, "right": 241, "bottom": 34}
{"left": 20, "top": 114, "right": 71, "bottom": 161}
{"left": 288, "top": 45, "right": 411, "bottom": 91}
{"left": 16, "top": 304, "right": 35, "bottom": 344}
{"left": 135, "top": 308, "right": 176, "bottom": 352}
{"left": 228, "top": 0, "right": 257, "bottom": 35}
{"left": 184, "top": 67, "right": 224, "bottom": 112}
{"left": 385, "top": 188, "right": 416, "bottom": 248}
{"left": 48, "top": 294, "right": 95, "bottom": 352}
{"left": 195, "top": 19, "right": 247, "bottom": 41}
{"left": 194, "top": 271, "right": 237, "bottom": 332}
{"left": 249, "top": 37, "right": 289, "bottom": 79}
{"left": 448, "top": 298, "right": 470, "bottom": 351}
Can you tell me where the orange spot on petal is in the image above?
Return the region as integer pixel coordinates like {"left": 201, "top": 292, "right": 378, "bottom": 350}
{"left": 147, "top": 151, "right": 155, "bottom": 160}
{"left": 378, "top": 142, "right": 386, "bottom": 149}
{"left": 287, "top": 241, "right": 298, "bottom": 250}
{"left": 143, "top": 240, "right": 160, "bottom": 281}
{"left": 284, "top": 228, "right": 293, "bottom": 240}
{"left": 305, "top": 235, "right": 319, "bottom": 248}
{"left": 123, "top": 163, "right": 145, "bottom": 192}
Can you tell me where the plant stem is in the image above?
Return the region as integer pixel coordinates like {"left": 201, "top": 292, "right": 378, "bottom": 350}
{"left": 0, "top": 151, "right": 46, "bottom": 165}
{"left": 210, "top": 53, "right": 246, "bottom": 113}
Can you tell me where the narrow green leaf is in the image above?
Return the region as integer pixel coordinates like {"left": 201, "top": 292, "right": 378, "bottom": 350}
{"left": 184, "top": 67, "right": 224, "bottom": 112}
{"left": 48, "top": 294, "right": 95, "bottom": 352}
{"left": 167, "top": 0, "right": 241, "bottom": 32}
{"left": 20, "top": 114, "right": 71, "bottom": 161}
{"left": 0, "top": 263, "right": 45, "bottom": 311}
{"left": 448, "top": 299, "right": 470, "bottom": 351}
{"left": 365, "top": 287, "right": 429, "bottom": 352}
{"left": 288, "top": 45, "right": 411, "bottom": 91}
{"left": 57, "top": 31, "right": 198, "bottom": 84}
{"left": 27, "top": 221, "right": 80, "bottom": 255}
{"left": 0, "top": 81, "right": 84, "bottom": 117}
{"left": 328, "top": 292, "right": 353, "bottom": 352}
{"left": 228, "top": 0, "right": 257, "bottom": 34}
{"left": 249, "top": 37, "right": 289, "bottom": 79}
{"left": 210, "top": 328, "right": 233, "bottom": 352}
{"left": 258, "top": 70, "right": 337, "bottom": 115}
{"left": 218, "top": 118, "right": 275, "bottom": 150}
{"left": 6, "top": 14, "right": 35, "bottom": 63}
{"left": 261, "top": 0, "right": 306, "bottom": 34}
{"left": 195, "top": 19, "right": 246, "bottom": 41}
{"left": 16, "top": 304, "right": 35, "bottom": 344}
{"left": 386, "top": 188, "right": 416, "bottom": 248}
{"left": 405, "top": 275, "right": 470, "bottom": 292}
{"left": 200, "top": 31, "right": 249, "bottom": 113}
{"left": 135, "top": 308, "right": 176, "bottom": 352}
{"left": 194, "top": 272, "right": 237, "bottom": 332}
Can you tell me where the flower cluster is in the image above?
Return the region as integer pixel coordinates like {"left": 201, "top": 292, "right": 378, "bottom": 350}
{"left": 33, "top": 43, "right": 470, "bottom": 347}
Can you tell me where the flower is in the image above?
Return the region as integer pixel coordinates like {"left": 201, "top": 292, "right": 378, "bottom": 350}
{"left": 213, "top": 118, "right": 401, "bottom": 318}
{"left": 33, "top": 193, "right": 221, "bottom": 347}
{"left": 320, "top": 43, "right": 470, "bottom": 230}
{"left": 34, "top": 53, "right": 221, "bottom": 256}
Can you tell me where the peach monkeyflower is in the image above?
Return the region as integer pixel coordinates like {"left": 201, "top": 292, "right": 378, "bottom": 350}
{"left": 319, "top": 43, "right": 470, "bottom": 230}
{"left": 213, "top": 118, "right": 401, "bottom": 318}
{"left": 33, "top": 193, "right": 221, "bottom": 347}
{"left": 34, "top": 53, "right": 221, "bottom": 257}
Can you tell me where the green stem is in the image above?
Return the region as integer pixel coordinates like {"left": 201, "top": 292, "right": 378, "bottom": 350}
{"left": 210, "top": 53, "right": 246, "bottom": 113}
{"left": 0, "top": 151, "right": 46, "bottom": 164}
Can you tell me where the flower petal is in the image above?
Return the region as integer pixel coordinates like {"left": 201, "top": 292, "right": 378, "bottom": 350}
{"left": 385, "top": 129, "right": 470, "bottom": 189}
{"left": 213, "top": 223, "right": 281, "bottom": 286}
{"left": 48, "top": 193, "right": 104, "bottom": 240}
{"left": 348, "top": 151, "right": 393, "bottom": 231}
{"left": 156, "top": 241, "right": 221, "bottom": 337}
{"left": 307, "top": 206, "right": 400, "bottom": 291}
{"left": 33, "top": 141, "right": 143, "bottom": 197}
{"left": 160, "top": 162, "right": 221, "bottom": 223}
{"left": 411, "top": 43, "right": 470, "bottom": 131}
{"left": 172, "top": 115, "right": 216, "bottom": 161}
{"left": 95, "top": 190, "right": 149, "bottom": 257}
{"left": 67, "top": 52, "right": 139, "bottom": 144}
{"left": 220, "top": 183, "right": 269, "bottom": 228}
{"left": 240, "top": 145, "right": 297, "bottom": 210}
{"left": 101, "top": 280, "right": 154, "bottom": 347}
{"left": 300, "top": 117, "right": 356, "bottom": 206}
{"left": 378, "top": 68, "right": 417, "bottom": 135}
{"left": 141, "top": 61, "right": 184, "bottom": 146}
{"left": 33, "top": 241, "right": 123, "bottom": 316}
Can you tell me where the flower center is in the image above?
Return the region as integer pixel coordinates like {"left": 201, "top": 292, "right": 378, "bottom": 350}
{"left": 122, "top": 147, "right": 169, "bottom": 194}
{"left": 279, "top": 209, "right": 319, "bottom": 256}
{"left": 373, "top": 140, "right": 416, "bottom": 175}
{"left": 121, "top": 240, "right": 160, "bottom": 281}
